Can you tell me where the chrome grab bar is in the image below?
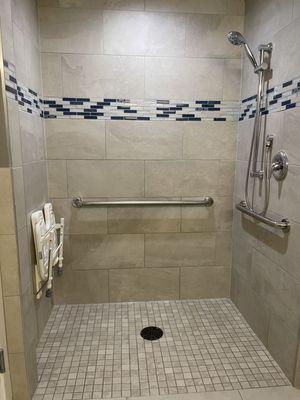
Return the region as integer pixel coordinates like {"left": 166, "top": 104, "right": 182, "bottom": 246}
{"left": 236, "top": 201, "right": 290, "bottom": 231}
{"left": 72, "top": 196, "right": 214, "bottom": 208}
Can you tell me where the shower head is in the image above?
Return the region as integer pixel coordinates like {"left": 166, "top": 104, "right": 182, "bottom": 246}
{"left": 227, "top": 31, "right": 258, "bottom": 70}
{"left": 227, "top": 31, "right": 246, "bottom": 46}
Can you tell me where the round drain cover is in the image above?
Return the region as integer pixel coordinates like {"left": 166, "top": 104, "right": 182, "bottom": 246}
{"left": 140, "top": 326, "right": 163, "bottom": 341}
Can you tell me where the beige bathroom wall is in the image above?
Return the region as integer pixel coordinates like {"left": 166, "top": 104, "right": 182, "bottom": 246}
{"left": 0, "top": 0, "right": 50, "bottom": 398}
{"left": 38, "top": 0, "right": 244, "bottom": 304}
{"left": 231, "top": 0, "right": 300, "bottom": 385}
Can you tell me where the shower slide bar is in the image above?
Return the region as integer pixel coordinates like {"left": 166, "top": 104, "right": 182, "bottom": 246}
{"left": 72, "top": 196, "right": 214, "bottom": 208}
{"left": 236, "top": 201, "right": 290, "bottom": 231}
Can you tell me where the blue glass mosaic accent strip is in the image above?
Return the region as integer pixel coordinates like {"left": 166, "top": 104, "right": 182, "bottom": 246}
{"left": 240, "top": 74, "right": 300, "bottom": 121}
{"left": 4, "top": 59, "right": 300, "bottom": 123}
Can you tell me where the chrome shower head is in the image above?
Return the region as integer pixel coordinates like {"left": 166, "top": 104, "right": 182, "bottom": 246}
{"left": 227, "top": 31, "right": 246, "bottom": 46}
{"left": 227, "top": 31, "right": 258, "bottom": 70}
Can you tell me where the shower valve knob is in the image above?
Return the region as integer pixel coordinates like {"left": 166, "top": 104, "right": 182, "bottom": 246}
{"left": 271, "top": 151, "right": 288, "bottom": 181}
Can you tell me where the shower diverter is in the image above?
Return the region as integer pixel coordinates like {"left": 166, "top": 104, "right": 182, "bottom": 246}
{"left": 31, "top": 203, "right": 64, "bottom": 299}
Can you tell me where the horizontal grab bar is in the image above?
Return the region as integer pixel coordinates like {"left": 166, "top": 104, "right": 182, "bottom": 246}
{"left": 236, "top": 201, "right": 290, "bottom": 231}
{"left": 72, "top": 196, "right": 214, "bottom": 208}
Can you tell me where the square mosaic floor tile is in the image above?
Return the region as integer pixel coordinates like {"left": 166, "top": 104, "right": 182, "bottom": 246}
{"left": 33, "top": 299, "right": 290, "bottom": 400}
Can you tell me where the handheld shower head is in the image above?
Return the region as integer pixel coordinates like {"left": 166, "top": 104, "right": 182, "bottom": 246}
{"left": 227, "top": 31, "right": 246, "bottom": 46}
{"left": 227, "top": 31, "right": 258, "bottom": 70}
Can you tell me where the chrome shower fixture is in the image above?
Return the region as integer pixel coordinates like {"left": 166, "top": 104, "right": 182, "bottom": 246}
{"left": 227, "top": 31, "right": 271, "bottom": 73}
{"left": 227, "top": 30, "right": 274, "bottom": 215}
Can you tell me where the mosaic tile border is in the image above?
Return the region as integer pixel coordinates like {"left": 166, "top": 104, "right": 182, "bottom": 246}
{"left": 42, "top": 97, "right": 240, "bottom": 122}
{"left": 4, "top": 60, "right": 42, "bottom": 117}
{"left": 4, "top": 59, "right": 300, "bottom": 123}
{"left": 239, "top": 76, "right": 300, "bottom": 121}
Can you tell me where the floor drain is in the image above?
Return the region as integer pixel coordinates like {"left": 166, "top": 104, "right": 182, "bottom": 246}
{"left": 140, "top": 326, "right": 163, "bottom": 341}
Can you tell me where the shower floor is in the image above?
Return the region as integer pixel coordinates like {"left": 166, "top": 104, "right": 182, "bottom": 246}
{"left": 33, "top": 298, "right": 289, "bottom": 400}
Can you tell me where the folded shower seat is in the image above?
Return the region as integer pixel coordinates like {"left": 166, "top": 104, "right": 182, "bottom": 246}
{"left": 31, "top": 203, "right": 64, "bottom": 299}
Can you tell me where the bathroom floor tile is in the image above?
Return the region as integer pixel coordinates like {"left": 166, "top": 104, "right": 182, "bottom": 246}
{"left": 33, "top": 299, "right": 290, "bottom": 400}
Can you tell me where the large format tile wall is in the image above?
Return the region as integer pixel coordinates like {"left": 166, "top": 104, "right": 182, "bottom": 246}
{"left": 0, "top": 0, "right": 50, "bottom": 399}
{"left": 38, "top": 0, "right": 244, "bottom": 304}
{"left": 231, "top": 0, "right": 300, "bottom": 385}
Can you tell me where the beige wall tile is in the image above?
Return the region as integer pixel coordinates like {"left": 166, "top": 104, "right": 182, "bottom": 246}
{"left": 248, "top": 218, "right": 300, "bottom": 284}
{"left": 39, "top": 7, "right": 103, "bottom": 54}
{"left": 109, "top": 267, "right": 179, "bottom": 302}
{"left": 13, "top": 21, "right": 41, "bottom": 92}
{"left": 103, "top": 11, "right": 185, "bottom": 57}
{"left": 52, "top": 198, "right": 107, "bottom": 234}
{"left": 145, "top": 0, "right": 228, "bottom": 14}
{"left": 279, "top": 107, "right": 300, "bottom": 166}
{"left": 13, "top": 22, "right": 27, "bottom": 85}
{"left": 108, "top": 205, "right": 180, "bottom": 233}
{"left": 272, "top": 17, "right": 300, "bottom": 86}
{"left": 62, "top": 54, "right": 145, "bottom": 98}
{"left": 17, "top": 227, "right": 32, "bottom": 295}
{"left": 3, "top": 296, "right": 24, "bottom": 353}
{"left": 145, "top": 160, "right": 219, "bottom": 197}
{"left": 39, "top": 0, "right": 145, "bottom": 10}
{"left": 21, "top": 285, "right": 38, "bottom": 353}
{"left": 0, "top": 278, "right": 12, "bottom": 399}
{"left": 7, "top": 99, "right": 22, "bottom": 167}
{"left": 0, "top": 168, "right": 16, "bottom": 234}
{"left": 233, "top": 0, "right": 300, "bottom": 384}
{"left": 12, "top": 0, "right": 39, "bottom": 43}
{"left": 223, "top": 59, "right": 242, "bottom": 100}
{"left": 145, "top": 232, "right": 216, "bottom": 267}
{"left": 106, "top": 120, "right": 183, "bottom": 160}
{"left": 294, "top": 342, "right": 300, "bottom": 388}
{"left": 233, "top": 160, "right": 247, "bottom": 202}
{"left": 231, "top": 269, "right": 270, "bottom": 346}
{"left": 180, "top": 266, "right": 230, "bottom": 299}
{"left": 227, "top": 0, "right": 245, "bottom": 16}
{"left": 35, "top": 295, "right": 52, "bottom": 339}
{"left": 185, "top": 14, "right": 243, "bottom": 58}
{"left": 20, "top": 112, "right": 45, "bottom": 164}
{"left": 23, "top": 161, "right": 48, "bottom": 213}
{"left": 24, "top": 40, "right": 42, "bottom": 94}
{"left": 293, "top": 0, "right": 300, "bottom": 19}
{"left": 0, "top": 234, "right": 20, "bottom": 296}
{"left": 236, "top": 119, "right": 255, "bottom": 162}
{"left": 12, "top": 167, "right": 26, "bottom": 231}
{"left": 24, "top": 339, "right": 38, "bottom": 398}
{"left": 54, "top": 266, "right": 109, "bottom": 304}
{"left": 250, "top": 249, "right": 300, "bottom": 332}
{"left": 181, "top": 196, "right": 233, "bottom": 232}
{"left": 269, "top": 165, "right": 300, "bottom": 224}
{"left": 41, "top": 53, "right": 62, "bottom": 97}
{"left": 48, "top": 160, "right": 68, "bottom": 198}
{"left": 46, "top": 119, "right": 105, "bottom": 159}
{"left": 65, "top": 233, "right": 144, "bottom": 269}
{"left": 245, "top": 0, "right": 293, "bottom": 48}
{"left": 183, "top": 121, "right": 237, "bottom": 161}
{"left": 268, "top": 316, "right": 298, "bottom": 381}
{"left": 216, "top": 231, "right": 232, "bottom": 267}
{"left": 231, "top": 212, "right": 254, "bottom": 282}
{"left": 145, "top": 57, "right": 223, "bottom": 99}
{"left": 9, "top": 353, "right": 30, "bottom": 400}
{"left": 240, "top": 54, "right": 257, "bottom": 99}
{"left": 0, "top": 0, "right": 14, "bottom": 63}
{"left": 67, "top": 160, "right": 145, "bottom": 197}
{"left": 217, "top": 160, "right": 235, "bottom": 196}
